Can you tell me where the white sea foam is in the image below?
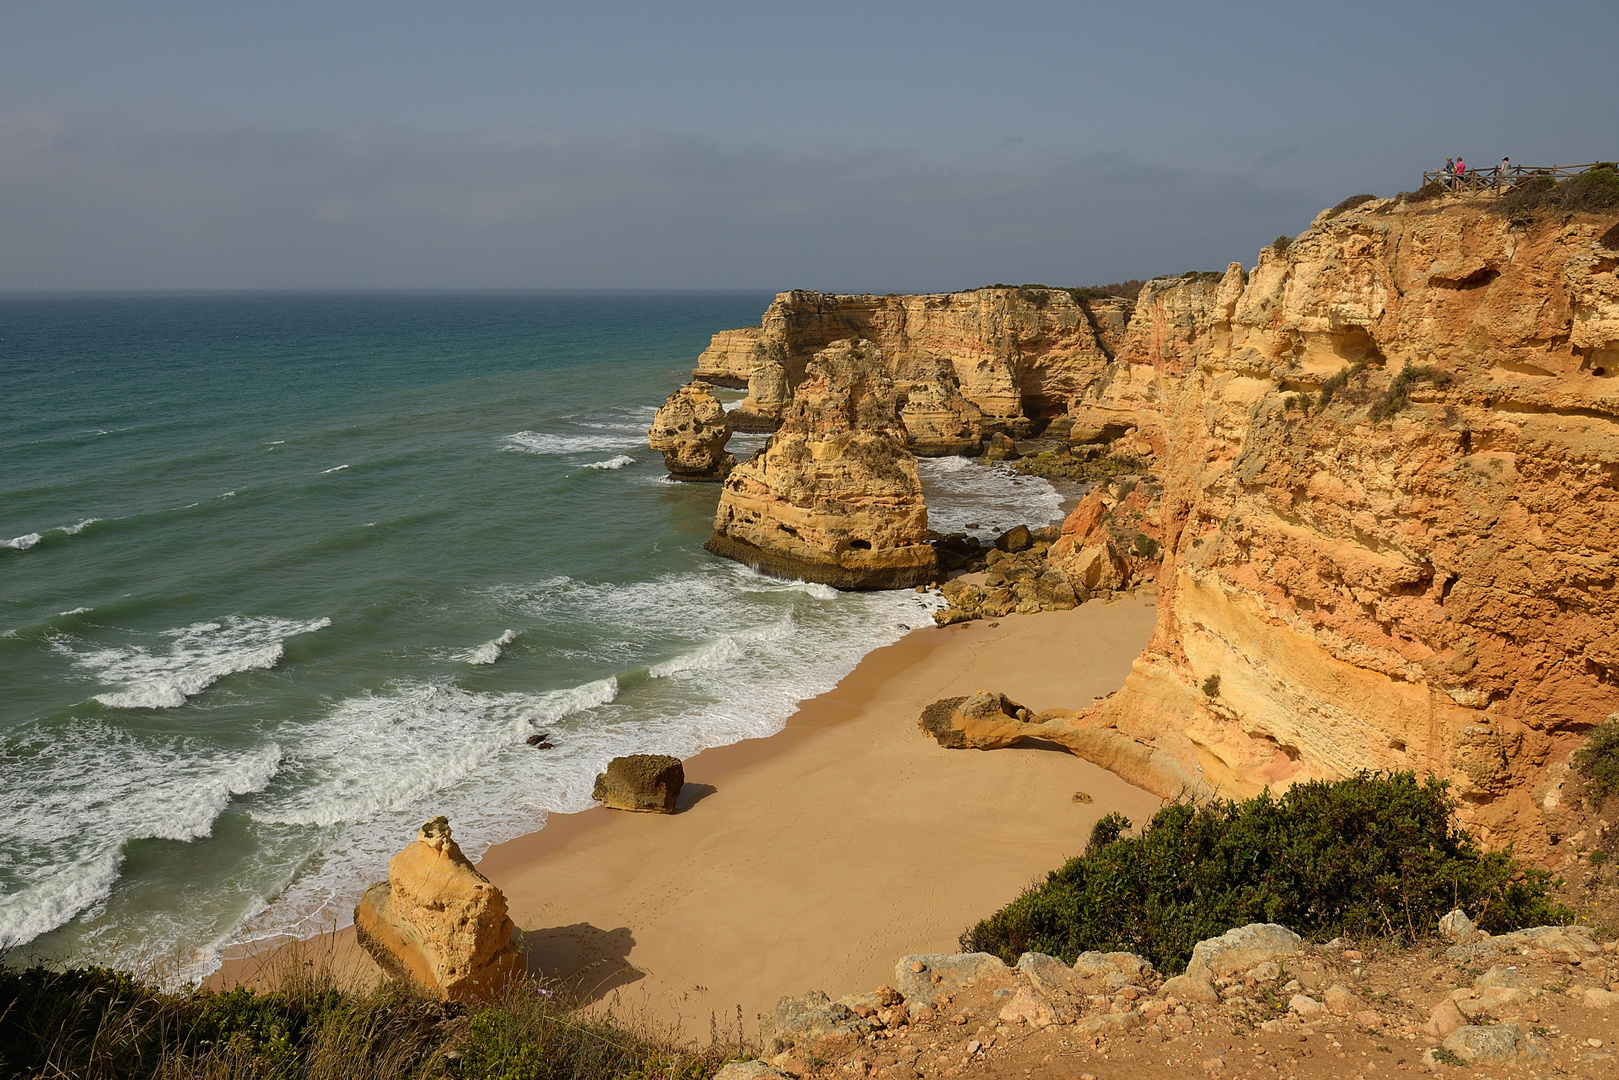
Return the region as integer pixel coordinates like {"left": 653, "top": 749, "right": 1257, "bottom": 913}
{"left": 321, "top": 464, "right": 349, "bottom": 474}
{"left": 647, "top": 634, "right": 746, "bottom": 677}
{"left": 218, "top": 491, "right": 236, "bottom": 498}
{"left": 917, "top": 456, "right": 1065, "bottom": 541}
{"left": 0, "top": 733, "right": 282, "bottom": 949}
{"left": 460, "top": 629, "right": 518, "bottom": 666}
{"left": 253, "top": 676, "right": 619, "bottom": 829}
{"left": 221, "top": 569, "right": 941, "bottom": 961}
{"left": 503, "top": 430, "right": 645, "bottom": 455}
{"left": 59, "top": 607, "right": 93, "bottom": 616}
{"left": 61, "top": 616, "right": 332, "bottom": 709}
{"left": 584, "top": 455, "right": 635, "bottom": 470}
{"left": 6, "top": 518, "right": 103, "bottom": 552}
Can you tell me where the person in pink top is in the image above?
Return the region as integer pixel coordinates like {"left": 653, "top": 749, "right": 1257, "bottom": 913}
{"left": 1453, "top": 156, "right": 1467, "bottom": 191}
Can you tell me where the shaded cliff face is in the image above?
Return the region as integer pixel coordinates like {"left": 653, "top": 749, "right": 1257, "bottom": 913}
{"left": 706, "top": 339, "right": 937, "bottom": 590}
{"left": 1074, "top": 198, "right": 1619, "bottom": 853}
{"left": 693, "top": 288, "right": 1133, "bottom": 433}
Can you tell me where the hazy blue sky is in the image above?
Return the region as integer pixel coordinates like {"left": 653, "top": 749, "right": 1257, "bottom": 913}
{"left": 2, "top": 1, "right": 1614, "bottom": 291}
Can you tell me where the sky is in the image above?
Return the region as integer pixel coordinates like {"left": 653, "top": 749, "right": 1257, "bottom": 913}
{"left": 1, "top": 0, "right": 1615, "bottom": 292}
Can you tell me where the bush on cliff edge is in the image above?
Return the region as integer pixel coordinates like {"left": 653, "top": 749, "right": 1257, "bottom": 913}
{"left": 960, "top": 772, "right": 1568, "bottom": 975}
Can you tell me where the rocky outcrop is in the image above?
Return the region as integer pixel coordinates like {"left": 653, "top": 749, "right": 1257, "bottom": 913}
{"left": 728, "top": 340, "right": 792, "bottom": 433}
{"left": 1052, "top": 198, "right": 1619, "bottom": 855}
{"left": 353, "top": 817, "right": 522, "bottom": 1001}
{"left": 647, "top": 381, "right": 734, "bottom": 481}
{"left": 706, "top": 339, "right": 938, "bottom": 590}
{"left": 692, "top": 288, "right": 1134, "bottom": 438}
{"left": 899, "top": 364, "right": 983, "bottom": 456}
{"left": 917, "top": 691, "right": 1212, "bottom": 800}
{"left": 692, "top": 326, "right": 760, "bottom": 388}
{"left": 592, "top": 754, "right": 684, "bottom": 813}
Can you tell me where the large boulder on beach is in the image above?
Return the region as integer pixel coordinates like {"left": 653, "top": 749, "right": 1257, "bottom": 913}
{"left": 593, "top": 754, "right": 684, "bottom": 813}
{"left": 706, "top": 339, "right": 938, "bottom": 590}
{"left": 353, "top": 817, "right": 522, "bottom": 1001}
{"left": 647, "top": 381, "right": 735, "bottom": 482}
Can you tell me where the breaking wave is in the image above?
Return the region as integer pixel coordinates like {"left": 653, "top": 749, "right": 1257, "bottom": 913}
{"left": 56, "top": 616, "right": 333, "bottom": 709}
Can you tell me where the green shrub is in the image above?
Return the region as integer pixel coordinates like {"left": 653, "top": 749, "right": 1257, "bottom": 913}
{"left": 1075, "top": 279, "right": 1147, "bottom": 301}
{"left": 1271, "top": 235, "right": 1292, "bottom": 255}
{"left": 1326, "top": 194, "right": 1377, "bottom": 218}
{"left": 1573, "top": 716, "right": 1619, "bottom": 809}
{"left": 1315, "top": 360, "right": 1369, "bottom": 410}
{"left": 958, "top": 772, "right": 1569, "bottom": 974}
{"left": 1131, "top": 533, "right": 1161, "bottom": 559}
{"left": 1370, "top": 362, "right": 1453, "bottom": 422}
{"left": 1201, "top": 674, "right": 1221, "bottom": 698}
{"left": 1499, "top": 164, "right": 1619, "bottom": 220}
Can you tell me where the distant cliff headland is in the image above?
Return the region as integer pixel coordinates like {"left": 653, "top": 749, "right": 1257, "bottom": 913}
{"left": 657, "top": 185, "right": 1619, "bottom": 858}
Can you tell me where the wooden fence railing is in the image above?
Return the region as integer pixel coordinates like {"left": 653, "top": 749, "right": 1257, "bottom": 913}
{"left": 1419, "top": 162, "right": 1610, "bottom": 196}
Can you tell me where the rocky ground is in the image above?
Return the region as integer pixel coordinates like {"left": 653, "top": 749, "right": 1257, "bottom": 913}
{"left": 730, "top": 926, "right": 1619, "bottom": 1080}
{"left": 715, "top": 796, "right": 1619, "bottom": 1080}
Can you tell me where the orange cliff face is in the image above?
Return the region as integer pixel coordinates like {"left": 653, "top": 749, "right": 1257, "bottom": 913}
{"left": 692, "top": 288, "right": 1133, "bottom": 435}
{"left": 1069, "top": 197, "right": 1619, "bottom": 855}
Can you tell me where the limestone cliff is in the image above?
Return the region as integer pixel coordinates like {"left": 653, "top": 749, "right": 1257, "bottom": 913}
{"left": 354, "top": 817, "right": 522, "bottom": 1000}
{"left": 1053, "top": 198, "right": 1619, "bottom": 854}
{"left": 706, "top": 339, "right": 937, "bottom": 589}
{"left": 899, "top": 362, "right": 984, "bottom": 456}
{"left": 692, "top": 326, "right": 760, "bottom": 388}
{"left": 647, "top": 380, "right": 734, "bottom": 481}
{"left": 692, "top": 288, "right": 1133, "bottom": 438}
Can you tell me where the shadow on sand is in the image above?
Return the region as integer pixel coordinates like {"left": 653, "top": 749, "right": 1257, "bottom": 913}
{"left": 517, "top": 922, "right": 642, "bottom": 1004}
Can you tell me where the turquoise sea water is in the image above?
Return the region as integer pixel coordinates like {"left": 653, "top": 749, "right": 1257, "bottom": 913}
{"left": 0, "top": 293, "right": 1062, "bottom": 983}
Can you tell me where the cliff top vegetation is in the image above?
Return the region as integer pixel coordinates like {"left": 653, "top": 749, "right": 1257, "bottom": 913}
{"left": 960, "top": 773, "right": 1570, "bottom": 975}
{"left": 0, "top": 958, "right": 735, "bottom": 1080}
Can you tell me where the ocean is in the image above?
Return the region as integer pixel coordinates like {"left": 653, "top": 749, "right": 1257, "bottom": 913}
{"left": 0, "top": 293, "right": 1064, "bottom": 984}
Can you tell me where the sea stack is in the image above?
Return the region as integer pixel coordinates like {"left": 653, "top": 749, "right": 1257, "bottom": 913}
{"left": 647, "top": 380, "right": 735, "bottom": 482}
{"left": 706, "top": 338, "right": 938, "bottom": 590}
{"left": 901, "top": 363, "right": 984, "bottom": 456}
{"left": 353, "top": 817, "right": 523, "bottom": 1001}
{"left": 726, "top": 339, "right": 792, "bottom": 433}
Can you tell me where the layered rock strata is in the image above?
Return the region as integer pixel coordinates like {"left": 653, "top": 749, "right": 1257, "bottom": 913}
{"left": 728, "top": 340, "right": 792, "bottom": 433}
{"left": 647, "top": 381, "right": 734, "bottom": 481}
{"left": 898, "top": 363, "right": 983, "bottom": 456}
{"left": 692, "top": 326, "right": 760, "bottom": 388}
{"left": 706, "top": 339, "right": 938, "bottom": 590}
{"left": 693, "top": 288, "right": 1134, "bottom": 438}
{"left": 1047, "top": 198, "right": 1619, "bottom": 853}
{"left": 354, "top": 817, "right": 522, "bottom": 1001}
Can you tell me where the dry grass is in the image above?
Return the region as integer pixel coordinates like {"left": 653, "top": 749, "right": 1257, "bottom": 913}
{"left": 1, "top": 946, "right": 743, "bottom": 1080}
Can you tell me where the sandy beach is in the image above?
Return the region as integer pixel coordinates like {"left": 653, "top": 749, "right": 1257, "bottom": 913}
{"left": 220, "top": 593, "right": 1161, "bottom": 1036}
